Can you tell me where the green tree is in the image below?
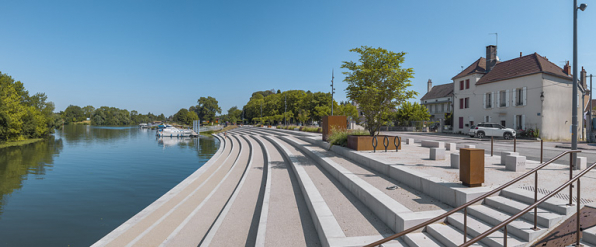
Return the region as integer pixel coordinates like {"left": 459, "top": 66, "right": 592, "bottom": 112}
{"left": 227, "top": 106, "right": 242, "bottom": 124}
{"left": 296, "top": 109, "right": 310, "bottom": 126}
{"left": 62, "top": 105, "right": 85, "bottom": 124}
{"left": 394, "top": 102, "right": 430, "bottom": 125}
{"left": 173, "top": 108, "right": 190, "bottom": 125}
{"left": 341, "top": 46, "right": 416, "bottom": 135}
{"left": 195, "top": 96, "right": 222, "bottom": 124}
{"left": 336, "top": 103, "right": 360, "bottom": 124}
{"left": 83, "top": 105, "right": 95, "bottom": 118}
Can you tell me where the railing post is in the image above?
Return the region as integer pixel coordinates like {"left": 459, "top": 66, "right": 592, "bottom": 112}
{"left": 491, "top": 136, "right": 494, "bottom": 156}
{"left": 514, "top": 136, "right": 517, "bottom": 152}
{"left": 569, "top": 152, "right": 574, "bottom": 206}
{"left": 540, "top": 139, "right": 543, "bottom": 163}
{"left": 577, "top": 178, "right": 581, "bottom": 246}
{"left": 464, "top": 207, "right": 467, "bottom": 244}
{"left": 504, "top": 225, "right": 508, "bottom": 247}
{"left": 533, "top": 172, "right": 539, "bottom": 230}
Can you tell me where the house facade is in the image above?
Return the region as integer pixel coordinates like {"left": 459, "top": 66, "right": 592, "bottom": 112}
{"left": 453, "top": 45, "right": 585, "bottom": 141}
{"left": 420, "top": 79, "right": 454, "bottom": 122}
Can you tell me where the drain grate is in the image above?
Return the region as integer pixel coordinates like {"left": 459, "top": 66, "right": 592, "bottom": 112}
{"left": 518, "top": 186, "right": 594, "bottom": 204}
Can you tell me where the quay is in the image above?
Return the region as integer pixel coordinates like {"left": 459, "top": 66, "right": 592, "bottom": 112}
{"left": 93, "top": 127, "right": 596, "bottom": 247}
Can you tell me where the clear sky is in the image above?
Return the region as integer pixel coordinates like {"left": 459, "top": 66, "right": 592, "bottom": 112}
{"left": 1, "top": 0, "right": 594, "bottom": 116}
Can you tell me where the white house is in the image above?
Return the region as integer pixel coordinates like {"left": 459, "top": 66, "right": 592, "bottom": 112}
{"left": 453, "top": 45, "right": 587, "bottom": 141}
{"left": 420, "top": 79, "right": 454, "bottom": 122}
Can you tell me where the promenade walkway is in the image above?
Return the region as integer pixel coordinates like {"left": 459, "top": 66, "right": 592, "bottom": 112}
{"left": 92, "top": 127, "right": 596, "bottom": 247}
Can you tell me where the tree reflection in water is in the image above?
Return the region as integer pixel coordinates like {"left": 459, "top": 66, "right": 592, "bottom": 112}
{"left": 0, "top": 136, "right": 63, "bottom": 217}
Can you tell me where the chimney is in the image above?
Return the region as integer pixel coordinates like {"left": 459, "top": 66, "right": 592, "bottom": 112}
{"left": 486, "top": 45, "right": 497, "bottom": 72}
{"left": 520, "top": 52, "right": 522, "bottom": 57}
{"left": 581, "top": 66, "right": 587, "bottom": 88}
{"left": 564, "top": 61, "right": 571, "bottom": 75}
{"left": 427, "top": 79, "right": 433, "bottom": 93}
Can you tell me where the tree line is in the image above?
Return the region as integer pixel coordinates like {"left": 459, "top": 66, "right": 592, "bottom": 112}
{"left": 0, "top": 72, "right": 61, "bottom": 142}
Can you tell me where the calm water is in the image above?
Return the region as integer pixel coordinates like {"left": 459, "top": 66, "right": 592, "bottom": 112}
{"left": 0, "top": 125, "right": 219, "bottom": 247}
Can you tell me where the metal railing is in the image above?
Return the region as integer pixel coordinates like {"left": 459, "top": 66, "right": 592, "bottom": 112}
{"left": 366, "top": 150, "right": 581, "bottom": 247}
{"left": 462, "top": 160, "right": 596, "bottom": 246}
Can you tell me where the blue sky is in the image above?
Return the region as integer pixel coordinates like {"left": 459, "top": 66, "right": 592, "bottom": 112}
{"left": 1, "top": 0, "right": 594, "bottom": 116}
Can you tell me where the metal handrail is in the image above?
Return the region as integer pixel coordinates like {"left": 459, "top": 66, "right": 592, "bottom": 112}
{"left": 365, "top": 150, "right": 581, "bottom": 247}
{"left": 462, "top": 160, "right": 596, "bottom": 247}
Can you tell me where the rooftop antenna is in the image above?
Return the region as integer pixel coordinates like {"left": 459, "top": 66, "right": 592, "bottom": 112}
{"left": 489, "top": 33, "right": 498, "bottom": 47}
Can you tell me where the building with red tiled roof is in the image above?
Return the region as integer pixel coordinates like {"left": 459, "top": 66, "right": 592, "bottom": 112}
{"left": 453, "top": 45, "right": 588, "bottom": 141}
{"left": 420, "top": 79, "right": 453, "bottom": 122}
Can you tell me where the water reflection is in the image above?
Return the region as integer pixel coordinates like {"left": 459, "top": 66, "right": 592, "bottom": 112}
{"left": 156, "top": 136, "right": 219, "bottom": 157}
{"left": 58, "top": 125, "right": 139, "bottom": 144}
{"left": 0, "top": 136, "right": 63, "bottom": 216}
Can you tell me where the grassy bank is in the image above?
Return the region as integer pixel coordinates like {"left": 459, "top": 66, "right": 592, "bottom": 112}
{"left": 200, "top": 125, "right": 239, "bottom": 136}
{"left": 0, "top": 138, "right": 44, "bottom": 149}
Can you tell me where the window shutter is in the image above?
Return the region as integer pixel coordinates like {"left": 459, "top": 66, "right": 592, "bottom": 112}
{"left": 460, "top": 98, "right": 463, "bottom": 109}
{"left": 523, "top": 87, "right": 527, "bottom": 106}
{"left": 513, "top": 115, "right": 517, "bottom": 129}
{"left": 492, "top": 92, "right": 495, "bottom": 108}
{"left": 512, "top": 89, "right": 517, "bottom": 106}
{"left": 496, "top": 92, "right": 500, "bottom": 107}
{"left": 483, "top": 94, "right": 486, "bottom": 109}
{"left": 522, "top": 115, "right": 526, "bottom": 129}
{"left": 489, "top": 116, "right": 492, "bottom": 122}
{"left": 506, "top": 90, "right": 510, "bottom": 107}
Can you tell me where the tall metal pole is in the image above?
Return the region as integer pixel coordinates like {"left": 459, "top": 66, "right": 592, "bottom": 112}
{"left": 331, "top": 69, "right": 335, "bottom": 116}
{"left": 285, "top": 93, "right": 287, "bottom": 126}
{"left": 590, "top": 74, "right": 593, "bottom": 142}
{"left": 572, "top": 0, "right": 579, "bottom": 158}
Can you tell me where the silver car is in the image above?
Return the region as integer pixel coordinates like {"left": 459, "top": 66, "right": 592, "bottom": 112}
{"left": 469, "top": 122, "right": 516, "bottom": 139}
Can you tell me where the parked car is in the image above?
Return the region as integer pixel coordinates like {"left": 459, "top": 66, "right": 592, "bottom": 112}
{"left": 469, "top": 122, "right": 516, "bottom": 139}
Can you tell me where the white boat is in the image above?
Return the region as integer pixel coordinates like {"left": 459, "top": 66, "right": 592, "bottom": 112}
{"left": 157, "top": 126, "right": 194, "bottom": 137}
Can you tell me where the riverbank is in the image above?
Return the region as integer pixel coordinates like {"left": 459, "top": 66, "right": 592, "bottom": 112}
{"left": 0, "top": 138, "right": 44, "bottom": 149}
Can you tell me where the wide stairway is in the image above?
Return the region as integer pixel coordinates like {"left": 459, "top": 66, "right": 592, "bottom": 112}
{"left": 93, "top": 127, "right": 596, "bottom": 247}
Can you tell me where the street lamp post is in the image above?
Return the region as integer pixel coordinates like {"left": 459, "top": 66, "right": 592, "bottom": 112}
{"left": 331, "top": 69, "right": 335, "bottom": 116}
{"left": 285, "top": 93, "right": 287, "bottom": 126}
{"left": 572, "top": 0, "right": 587, "bottom": 155}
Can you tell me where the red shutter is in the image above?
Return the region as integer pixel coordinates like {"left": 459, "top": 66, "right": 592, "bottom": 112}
{"left": 459, "top": 117, "right": 464, "bottom": 129}
{"left": 460, "top": 98, "right": 463, "bottom": 109}
{"left": 466, "top": 79, "right": 470, "bottom": 89}
{"left": 460, "top": 81, "right": 464, "bottom": 90}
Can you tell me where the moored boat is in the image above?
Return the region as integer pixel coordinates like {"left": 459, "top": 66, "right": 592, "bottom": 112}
{"left": 157, "top": 126, "right": 194, "bottom": 137}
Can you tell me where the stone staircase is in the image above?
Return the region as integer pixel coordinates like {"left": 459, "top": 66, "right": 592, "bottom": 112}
{"left": 92, "top": 127, "right": 589, "bottom": 247}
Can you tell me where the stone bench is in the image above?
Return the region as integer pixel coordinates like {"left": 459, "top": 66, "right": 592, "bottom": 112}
{"left": 451, "top": 153, "right": 460, "bottom": 168}
{"left": 406, "top": 138, "right": 415, "bottom": 145}
{"left": 421, "top": 140, "right": 444, "bottom": 149}
{"left": 500, "top": 151, "right": 518, "bottom": 165}
{"left": 430, "top": 148, "right": 445, "bottom": 160}
{"left": 505, "top": 155, "right": 526, "bottom": 172}
{"left": 445, "top": 143, "right": 456, "bottom": 151}
{"left": 575, "top": 156, "right": 587, "bottom": 170}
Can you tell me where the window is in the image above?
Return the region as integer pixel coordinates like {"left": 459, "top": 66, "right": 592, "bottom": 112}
{"left": 459, "top": 117, "right": 464, "bottom": 129}
{"left": 486, "top": 116, "right": 490, "bottom": 122}
{"left": 516, "top": 115, "right": 523, "bottom": 129}
{"left": 469, "top": 121, "right": 474, "bottom": 127}
{"left": 517, "top": 88, "right": 523, "bottom": 106}
{"left": 500, "top": 91, "right": 506, "bottom": 107}
{"left": 441, "top": 104, "right": 444, "bottom": 113}
{"left": 430, "top": 105, "right": 433, "bottom": 113}
{"left": 460, "top": 80, "right": 464, "bottom": 90}
{"left": 485, "top": 93, "right": 492, "bottom": 108}
{"left": 465, "top": 97, "right": 469, "bottom": 108}
{"left": 460, "top": 98, "right": 464, "bottom": 109}
{"left": 501, "top": 120, "right": 506, "bottom": 127}
{"left": 466, "top": 79, "right": 470, "bottom": 89}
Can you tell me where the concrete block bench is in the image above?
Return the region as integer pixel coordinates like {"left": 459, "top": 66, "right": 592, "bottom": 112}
{"left": 575, "top": 156, "right": 587, "bottom": 170}
{"left": 445, "top": 143, "right": 456, "bottom": 151}
{"left": 505, "top": 155, "right": 526, "bottom": 172}
{"left": 406, "top": 138, "right": 415, "bottom": 145}
{"left": 421, "top": 140, "right": 444, "bottom": 148}
{"left": 463, "top": 144, "right": 475, "bottom": 148}
{"left": 430, "top": 148, "right": 445, "bottom": 160}
{"left": 500, "top": 151, "right": 518, "bottom": 165}
{"left": 451, "top": 153, "right": 460, "bottom": 168}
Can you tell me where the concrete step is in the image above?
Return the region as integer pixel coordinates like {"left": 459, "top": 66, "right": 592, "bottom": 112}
{"left": 484, "top": 196, "right": 565, "bottom": 228}
{"left": 501, "top": 187, "right": 576, "bottom": 216}
{"left": 402, "top": 232, "right": 444, "bottom": 247}
{"left": 468, "top": 205, "right": 546, "bottom": 242}
{"left": 583, "top": 225, "right": 596, "bottom": 246}
{"left": 448, "top": 212, "right": 526, "bottom": 247}
{"left": 425, "top": 224, "right": 485, "bottom": 247}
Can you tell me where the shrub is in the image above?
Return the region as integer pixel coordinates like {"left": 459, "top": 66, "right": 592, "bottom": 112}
{"left": 328, "top": 129, "right": 370, "bottom": 147}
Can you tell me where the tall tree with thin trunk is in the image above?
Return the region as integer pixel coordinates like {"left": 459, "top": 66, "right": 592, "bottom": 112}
{"left": 341, "top": 46, "right": 416, "bottom": 136}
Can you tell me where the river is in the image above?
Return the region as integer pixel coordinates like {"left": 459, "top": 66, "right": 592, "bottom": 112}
{"left": 0, "top": 125, "right": 219, "bottom": 246}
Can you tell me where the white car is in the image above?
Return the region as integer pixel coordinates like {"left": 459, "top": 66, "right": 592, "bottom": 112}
{"left": 469, "top": 122, "right": 516, "bottom": 139}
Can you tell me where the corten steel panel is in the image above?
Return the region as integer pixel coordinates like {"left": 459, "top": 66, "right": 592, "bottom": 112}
{"left": 322, "top": 116, "right": 347, "bottom": 141}
{"left": 346, "top": 135, "right": 402, "bottom": 151}
{"left": 459, "top": 148, "right": 485, "bottom": 187}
